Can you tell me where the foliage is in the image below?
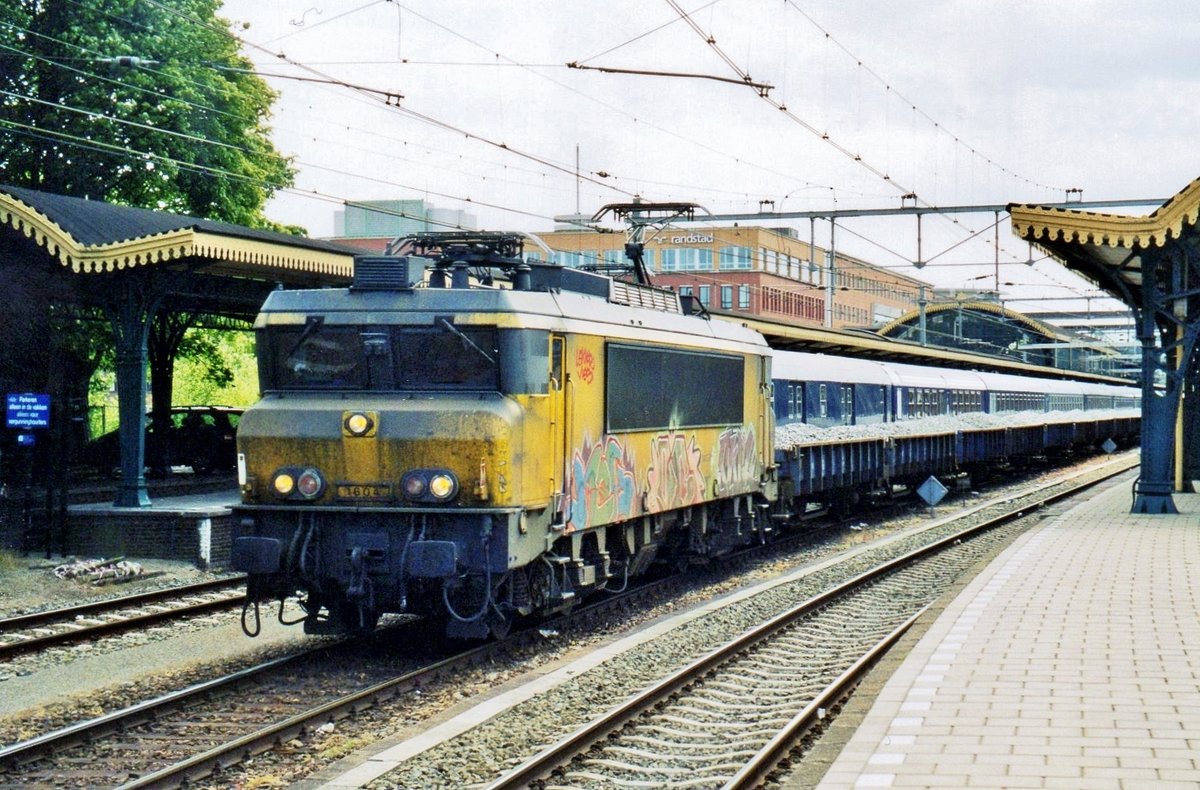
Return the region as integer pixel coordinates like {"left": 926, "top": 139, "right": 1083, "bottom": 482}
{"left": 0, "top": 0, "right": 291, "bottom": 457}
{"left": 171, "top": 328, "right": 259, "bottom": 406}
{"left": 89, "top": 328, "right": 258, "bottom": 432}
{"left": 0, "top": 0, "right": 295, "bottom": 226}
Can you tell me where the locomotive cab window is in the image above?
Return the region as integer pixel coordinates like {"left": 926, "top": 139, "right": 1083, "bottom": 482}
{"left": 262, "top": 322, "right": 501, "bottom": 391}
{"left": 394, "top": 323, "right": 499, "bottom": 390}
{"left": 266, "top": 323, "right": 367, "bottom": 389}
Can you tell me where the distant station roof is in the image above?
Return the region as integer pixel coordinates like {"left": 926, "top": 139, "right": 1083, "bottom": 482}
{"left": 874, "top": 300, "right": 1121, "bottom": 376}
{"left": 877, "top": 300, "right": 1068, "bottom": 343}
{"left": 1009, "top": 177, "right": 1200, "bottom": 305}
{"left": 0, "top": 184, "right": 356, "bottom": 285}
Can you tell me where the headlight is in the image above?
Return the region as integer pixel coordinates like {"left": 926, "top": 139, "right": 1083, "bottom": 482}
{"left": 343, "top": 411, "right": 376, "bottom": 437}
{"left": 272, "top": 472, "right": 296, "bottom": 498}
{"left": 401, "top": 469, "right": 459, "bottom": 503}
{"left": 270, "top": 467, "right": 326, "bottom": 501}
{"left": 429, "top": 473, "right": 457, "bottom": 500}
{"left": 402, "top": 473, "right": 427, "bottom": 498}
{"left": 296, "top": 468, "right": 325, "bottom": 499}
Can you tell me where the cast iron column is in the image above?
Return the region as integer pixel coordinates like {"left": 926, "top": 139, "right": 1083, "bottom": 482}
{"left": 1130, "top": 246, "right": 1200, "bottom": 514}
{"left": 104, "top": 277, "right": 161, "bottom": 507}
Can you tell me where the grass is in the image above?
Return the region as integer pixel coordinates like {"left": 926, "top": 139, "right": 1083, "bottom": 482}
{"left": 0, "top": 549, "right": 23, "bottom": 573}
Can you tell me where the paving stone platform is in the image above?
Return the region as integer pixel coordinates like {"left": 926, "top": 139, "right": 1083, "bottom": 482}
{"left": 812, "top": 477, "right": 1200, "bottom": 789}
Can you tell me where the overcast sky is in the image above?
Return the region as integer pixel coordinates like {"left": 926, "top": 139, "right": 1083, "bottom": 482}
{"left": 216, "top": 0, "right": 1200, "bottom": 317}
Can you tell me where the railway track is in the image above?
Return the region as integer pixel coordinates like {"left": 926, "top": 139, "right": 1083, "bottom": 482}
{"left": 480, "top": 461, "right": 1137, "bottom": 790}
{"left": 0, "top": 567, "right": 703, "bottom": 788}
{"left": 0, "top": 456, "right": 1136, "bottom": 789}
{"left": 0, "top": 577, "right": 246, "bottom": 660}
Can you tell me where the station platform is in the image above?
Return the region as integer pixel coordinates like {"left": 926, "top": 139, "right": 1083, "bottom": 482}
{"left": 812, "top": 473, "right": 1200, "bottom": 789}
{"left": 63, "top": 488, "right": 238, "bottom": 568}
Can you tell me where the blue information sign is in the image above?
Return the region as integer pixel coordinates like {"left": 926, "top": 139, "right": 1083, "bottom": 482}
{"left": 6, "top": 393, "right": 51, "bottom": 429}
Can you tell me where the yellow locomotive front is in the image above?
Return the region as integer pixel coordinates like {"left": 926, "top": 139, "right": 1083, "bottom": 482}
{"left": 232, "top": 249, "right": 570, "bottom": 638}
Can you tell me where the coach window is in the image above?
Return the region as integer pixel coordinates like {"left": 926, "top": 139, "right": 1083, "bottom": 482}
{"left": 786, "top": 384, "right": 796, "bottom": 419}
{"left": 819, "top": 384, "right": 828, "bottom": 418}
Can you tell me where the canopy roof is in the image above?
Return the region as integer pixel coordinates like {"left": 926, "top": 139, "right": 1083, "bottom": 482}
{"left": 0, "top": 184, "right": 355, "bottom": 284}
{"left": 875, "top": 300, "right": 1069, "bottom": 342}
{"left": 1009, "top": 177, "right": 1200, "bottom": 303}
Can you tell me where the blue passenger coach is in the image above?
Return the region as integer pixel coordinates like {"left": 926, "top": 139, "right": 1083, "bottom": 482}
{"left": 768, "top": 349, "right": 1141, "bottom": 513}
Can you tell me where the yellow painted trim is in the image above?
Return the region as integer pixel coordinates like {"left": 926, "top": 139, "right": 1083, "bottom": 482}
{"left": 1010, "top": 177, "right": 1200, "bottom": 250}
{"left": 190, "top": 231, "right": 353, "bottom": 278}
{"left": 0, "top": 191, "right": 354, "bottom": 278}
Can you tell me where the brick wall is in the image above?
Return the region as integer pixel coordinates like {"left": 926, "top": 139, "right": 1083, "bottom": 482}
{"left": 64, "top": 511, "right": 235, "bottom": 569}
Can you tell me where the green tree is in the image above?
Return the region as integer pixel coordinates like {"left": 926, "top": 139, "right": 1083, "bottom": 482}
{"left": 0, "top": 0, "right": 295, "bottom": 475}
{"left": 0, "top": 0, "right": 295, "bottom": 225}
{"left": 172, "top": 328, "right": 258, "bottom": 407}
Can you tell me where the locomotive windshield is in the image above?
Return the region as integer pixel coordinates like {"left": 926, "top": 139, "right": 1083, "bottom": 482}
{"left": 263, "top": 321, "right": 499, "bottom": 391}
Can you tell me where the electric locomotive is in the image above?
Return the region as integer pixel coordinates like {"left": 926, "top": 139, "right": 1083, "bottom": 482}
{"left": 231, "top": 234, "right": 776, "bottom": 638}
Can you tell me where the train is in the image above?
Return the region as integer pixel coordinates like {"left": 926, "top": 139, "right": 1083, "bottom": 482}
{"left": 230, "top": 233, "right": 1140, "bottom": 638}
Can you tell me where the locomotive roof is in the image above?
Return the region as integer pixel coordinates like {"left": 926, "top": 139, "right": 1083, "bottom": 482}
{"left": 256, "top": 282, "right": 769, "bottom": 354}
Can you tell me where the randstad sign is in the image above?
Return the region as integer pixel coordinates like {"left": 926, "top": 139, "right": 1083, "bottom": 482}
{"left": 665, "top": 233, "right": 714, "bottom": 245}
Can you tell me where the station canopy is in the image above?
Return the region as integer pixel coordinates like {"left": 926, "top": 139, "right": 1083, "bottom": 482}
{"left": 0, "top": 184, "right": 354, "bottom": 290}
{"left": 1009, "top": 176, "right": 1200, "bottom": 514}
{"left": 1009, "top": 177, "right": 1200, "bottom": 308}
